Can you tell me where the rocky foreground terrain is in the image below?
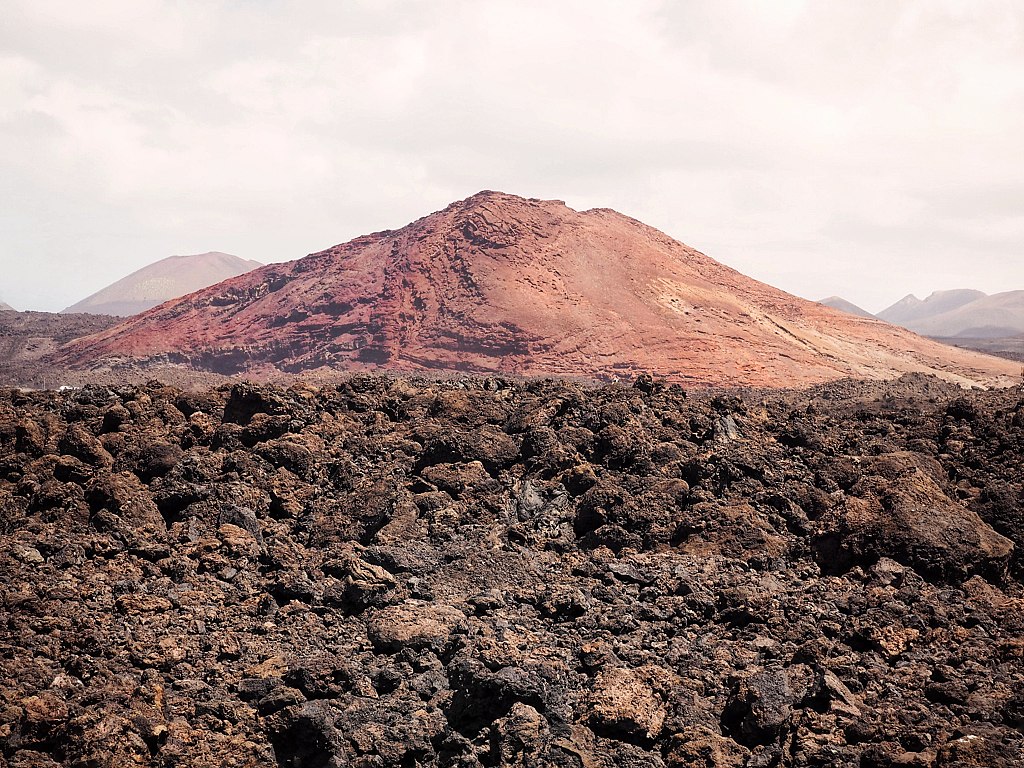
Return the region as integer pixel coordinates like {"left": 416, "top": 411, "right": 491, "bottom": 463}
{"left": 2, "top": 374, "right": 1023, "bottom": 767}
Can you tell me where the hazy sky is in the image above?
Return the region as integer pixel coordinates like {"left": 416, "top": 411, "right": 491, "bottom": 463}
{"left": 2, "top": 0, "right": 1022, "bottom": 313}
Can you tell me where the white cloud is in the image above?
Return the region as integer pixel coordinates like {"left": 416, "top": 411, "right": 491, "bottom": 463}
{"left": 0, "top": 0, "right": 1022, "bottom": 312}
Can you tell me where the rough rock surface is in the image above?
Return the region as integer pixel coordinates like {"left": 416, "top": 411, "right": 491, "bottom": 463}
{"left": 55, "top": 192, "right": 1018, "bottom": 388}
{"left": 1, "top": 373, "right": 1023, "bottom": 767}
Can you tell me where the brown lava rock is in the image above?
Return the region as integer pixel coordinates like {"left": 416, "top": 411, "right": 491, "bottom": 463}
{"left": 0, "top": 373, "right": 1022, "bottom": 767}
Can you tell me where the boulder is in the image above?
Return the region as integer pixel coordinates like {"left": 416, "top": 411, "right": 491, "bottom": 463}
{"left": 588, "top": 667, "right": 667, "bottom": 740}
{"left": 365, "top": 601, "right": 466, "bottom": 653}
{"left": 816, "top": 453, "right": 1013, "bottom": 582}
{"left": 723, "top": 667, "right": 795, "bottom": 746}
{"left": 86, "top": 471, "right": 163, "bottom": 528}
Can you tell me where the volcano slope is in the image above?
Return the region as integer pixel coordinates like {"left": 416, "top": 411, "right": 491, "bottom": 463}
{"left": 2, "top": 373, "right": 1023, "bottom": 767}
{"left": 57, "top": 192, "right": 1018, "bottom": 389}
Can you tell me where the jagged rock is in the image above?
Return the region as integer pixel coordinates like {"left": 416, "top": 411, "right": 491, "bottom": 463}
{"left": 722, "top": 667, "right": 795, "bottom": 746}
{"left": 817, "top": 452, "right": 1014, "bottom": 581}
{"left": 267, "top": 700, "right": 346, "bottom": 768}
{"left": 323, "top": 552, "right": 399, "bottom": 608}
{"left": 58, "top": 424, "right": 111, "bottom": 467}
{"left": 1, "top": 376, "right": 1023, "bottom": 767}
{"left": 85, "top": 471, "right": 163, "bottom": 528}
{"left": 365, "top": 601, "right": 467, "bottom": 653}
{"left": 492, "top": 702, "right": 549, "bottom": 765}
{"left": 665, "top": 726, "right": 750, "bottom": 768}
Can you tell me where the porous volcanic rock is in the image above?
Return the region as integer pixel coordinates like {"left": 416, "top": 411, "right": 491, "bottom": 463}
{"left": 814, "top": 452, "right": 1014, "bottom": 581}
{"left": 2, "top": 373, "right": 1023, "bottom": 766}
{"left": 55, "top": 192, "right": 1018, "bottom": 388}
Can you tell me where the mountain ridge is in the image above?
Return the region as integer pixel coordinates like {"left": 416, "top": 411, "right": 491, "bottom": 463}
{"left": 878, "top": 289, "right": 987, "bottom": 326}
{"left": 895, "top": 290, "right": 1024, "bottom": 338}
{"left": 878, "top": 288, "right": 1024, "bottom": 338}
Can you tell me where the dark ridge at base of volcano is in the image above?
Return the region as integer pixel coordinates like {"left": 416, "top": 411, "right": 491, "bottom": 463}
{"left": 2, "top": 373, "right": 1023, "bottom": 767}
{"left": 0, "top": 311, "right": 123, "bottom": 389}
{"left": 930, "top": 335, "right": 1024, "bottom": 363}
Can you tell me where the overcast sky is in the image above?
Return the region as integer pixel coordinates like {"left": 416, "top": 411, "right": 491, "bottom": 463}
{"left": 2, "top": 0, "right": 1022, "bottom": 313}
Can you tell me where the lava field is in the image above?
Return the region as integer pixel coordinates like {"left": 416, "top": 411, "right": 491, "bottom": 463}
{"left": 1, "top": 374, "right": 1023, "bottom": 767}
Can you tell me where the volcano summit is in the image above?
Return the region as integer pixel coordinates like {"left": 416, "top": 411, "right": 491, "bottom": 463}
{"left": 59, "top": 192, "right": 1018, "bottom": 388}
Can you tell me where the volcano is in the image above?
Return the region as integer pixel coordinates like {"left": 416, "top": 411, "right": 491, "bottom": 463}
{"left": 817, "top": 296, "right": 874, "bottom": 319}
{"left": 63, "top": 251, "right": 262, "bottom": 317}
{"left": 58, "top": 192, "right": 1019, "bottom": 388}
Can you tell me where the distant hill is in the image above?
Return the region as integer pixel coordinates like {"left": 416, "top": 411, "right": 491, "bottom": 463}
{"left": 0, "top": 301, "right": 14, "bottom": 312}
{"left": 879, "top": 289, "right": 1024, "bottom": 338}
{"left": 878, "top": 289, "right": 986, "bottom": 326}
{"left": 817, "top": 296, "right": 875, "bottom": 319}
{"left": 63, "top": 252, "right": 262, "bottom": 316}
{"left": 907, "top": 290, "right": 1024, "bottom": 338}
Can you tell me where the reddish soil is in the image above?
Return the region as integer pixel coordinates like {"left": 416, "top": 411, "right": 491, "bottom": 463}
{"left": 57, "top": 192, "right": 1020, "bottom": 388}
